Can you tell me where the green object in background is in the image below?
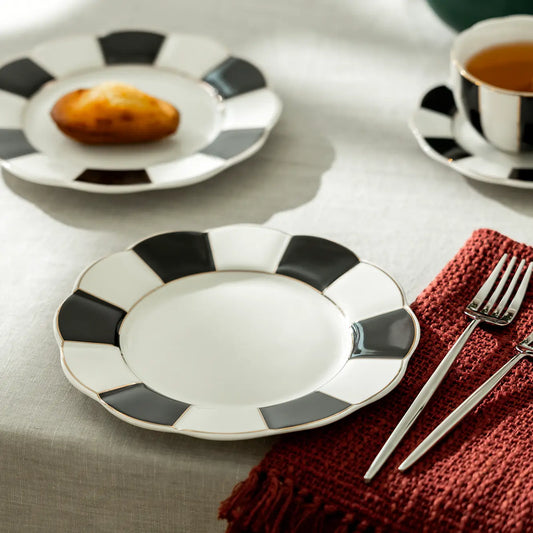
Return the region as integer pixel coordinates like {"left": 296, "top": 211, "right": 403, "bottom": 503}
{"left": 426, "top": 0, "right": 533, "bottom": 31}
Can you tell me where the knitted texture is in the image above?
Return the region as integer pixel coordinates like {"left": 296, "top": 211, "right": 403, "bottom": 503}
{"left": 220, "top": 229, "right": 533, "bottom": 533}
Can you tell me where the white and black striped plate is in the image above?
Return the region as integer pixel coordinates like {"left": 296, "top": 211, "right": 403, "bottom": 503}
{"left": 54, "top": 224, "right": 419, "bottom": 440}
{"left": 411, "top": 85, "right": 533, "bottom": 189}
{"left": 0, "top": 30, "right": 281, "bottom": 193}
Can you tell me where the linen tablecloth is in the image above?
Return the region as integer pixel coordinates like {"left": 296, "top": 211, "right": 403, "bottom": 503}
{"left": 2, "top": 1, "right": 533, "bottom": 531}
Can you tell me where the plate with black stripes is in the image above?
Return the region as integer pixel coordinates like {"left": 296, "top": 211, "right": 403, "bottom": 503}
{"left": 411, "top": 85, "right": 533, "bottom": 188}
{"left": 0, "top": 30, "right": 281, "bottom": 193}
{"left": 54, "top": 224, "right": 419, "bottom": 440}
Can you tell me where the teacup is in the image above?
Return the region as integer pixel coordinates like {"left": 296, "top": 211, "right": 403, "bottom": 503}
{"left": 451, "top": 15, "right": 533, "bottom": 153}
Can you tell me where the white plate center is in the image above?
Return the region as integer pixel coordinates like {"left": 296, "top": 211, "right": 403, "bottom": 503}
{"left": 119, "top": 271, "right": 352, "bottom": 407}
{"left": 23, "top": 65, "right": 224, "bottom": 170}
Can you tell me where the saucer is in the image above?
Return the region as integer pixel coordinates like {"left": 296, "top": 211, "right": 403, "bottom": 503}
{"left": 0, "top": 30, "right": 281, "bottom": 193}
{"left": 411, "top": 85, "right": 533, "bottom": 189}
{"left": 54, "top": 224, "right": 419, "bottom": 440}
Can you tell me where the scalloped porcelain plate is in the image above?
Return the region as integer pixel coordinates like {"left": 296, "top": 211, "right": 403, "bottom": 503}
{"left": 54, "top": 225, "right": 420, "bottom": 440}
{"left": 0, "top": 30, "right": 281, "bottom": 193}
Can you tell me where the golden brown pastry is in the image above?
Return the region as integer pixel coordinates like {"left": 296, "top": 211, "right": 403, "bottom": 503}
{"left": 50, "top": 81, "right": 180, "bottom": 144}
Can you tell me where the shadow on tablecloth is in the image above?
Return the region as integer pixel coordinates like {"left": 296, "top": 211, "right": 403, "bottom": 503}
{"left": 3, "top": 118, "right": 334, "bottom": 235}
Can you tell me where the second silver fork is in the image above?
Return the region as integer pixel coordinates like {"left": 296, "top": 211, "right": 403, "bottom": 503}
{"left": 399, "top": 331, "right": 533, "bottom": 471}
{"left": 364, "top": 254, "right": 532, "bottom": 482}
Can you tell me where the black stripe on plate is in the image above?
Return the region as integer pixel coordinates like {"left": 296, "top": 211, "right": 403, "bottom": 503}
{"left": 201, "top": 128, "right": 264, "bottom": 159}
{"left": 519, "top": 95, "right": 533, "bottom": 151}
{"left": 351, "top": 308, "right": 415, "bottom": 359}
{"left": 98, "top": 31, "right": 165, "bottom": 64}
{"left": 203, "top": 57, "right": 266, "bottom": 99}
{"left": 276, "top": 235, "right": 359, "bottom": 291}
{"left": 100, "top": 383, "right": 189, "bottom": 426}
{"left": 421, "top": 85, "right": 457, "bottom": 116}
{"left": 460, "top": 76, "right": 483, "bottom": 136}
{"left": 57, "top": 290, "right": 125, "bottom": 346}
{"left": 0, "top": 58, "right": 54, "bottom": 98}
{"left": 424, "top": 137, "right": 471, "bottom": 160}
{"left": 0, "top": 129, "right": 37, "bottom": 159}
{"left": 75, "top": 169, "right": 151, "bottom": 185}
{"left": 133, "top": 232, "right": 215, "bottom": 283}
{"left": 508, "top": 168, "right": 533, "bottom": 181}
{"left": 260, "top": 391, "right": 350, "bottom": 429}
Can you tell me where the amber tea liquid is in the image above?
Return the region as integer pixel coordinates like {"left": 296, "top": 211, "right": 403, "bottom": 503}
{"left": 466, "top": 42, "right": 533, "bottom": 92}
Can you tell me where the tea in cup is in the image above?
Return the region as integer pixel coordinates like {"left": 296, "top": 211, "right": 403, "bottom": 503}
{"left": 451, "top": 15, "right": 533, "bottom": 152}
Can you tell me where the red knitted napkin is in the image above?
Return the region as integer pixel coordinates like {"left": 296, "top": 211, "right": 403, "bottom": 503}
{"left": 219, "top": 229, "right": 533, "bottom": 533}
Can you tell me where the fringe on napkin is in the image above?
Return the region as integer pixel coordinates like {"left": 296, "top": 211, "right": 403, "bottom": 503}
{"left": 220, "top": 466, "right": 379, "bottom": 533}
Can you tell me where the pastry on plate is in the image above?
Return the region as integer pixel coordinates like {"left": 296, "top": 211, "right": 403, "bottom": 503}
{"left": 50, "top": 81, "right": 180, "bottom": 144}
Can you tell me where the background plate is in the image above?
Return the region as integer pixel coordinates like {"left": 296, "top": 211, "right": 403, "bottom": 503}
{"left": 0, "top": 30, "right": 281, "bottom": 193}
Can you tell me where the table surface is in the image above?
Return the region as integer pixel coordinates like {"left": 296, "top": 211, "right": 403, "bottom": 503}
{"left": 2, "top": 1, "right": 533, "bottom": 532}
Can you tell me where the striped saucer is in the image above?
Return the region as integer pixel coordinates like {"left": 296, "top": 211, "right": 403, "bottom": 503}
{"left": 411, "top": 85, "right": 533, "bottom": 189}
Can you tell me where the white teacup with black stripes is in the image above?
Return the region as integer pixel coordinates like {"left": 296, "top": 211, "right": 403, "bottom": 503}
{"left": 451, "top": 15, "right": 533, "bottom": 153}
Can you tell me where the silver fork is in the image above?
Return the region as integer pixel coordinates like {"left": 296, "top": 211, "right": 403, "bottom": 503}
{"left": 364, "top": 254, "right": 532, "bottom": 482}
{"left": 399, "top": 332, "right": 533, "bottom": 472}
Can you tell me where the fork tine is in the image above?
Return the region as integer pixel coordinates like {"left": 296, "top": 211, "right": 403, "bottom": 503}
{"left": 469, "top": 254, "right": 507, "bottom": 310}
{"left": 481, "top": 256, "right": 516, "bottom": 314}
{"left": 504, "top": 262, "right": 533, "bottom": 319}
{"left": 493, "top": 259, "right": 525, "bottom": 317}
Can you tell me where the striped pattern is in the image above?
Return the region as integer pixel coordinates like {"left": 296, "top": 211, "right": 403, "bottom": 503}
{"left": 202, "top": 57, "right": 266, "bottom": 99}
{"left": 101, "top": 384, "right": 189, "bottom": 426}
{"left": 98, "top": 31, "right": 165, "bottom": 65}
{"left": 420, "top": 84, "right": 456, "bottom": 116}
{"left": 76, "top": 169, "right": 151, "bottom": 185}
{"left": 201, "top": 128, "right": 265, "bottom": 159}
{"left": 351, "top": 309, "right": 416, "bottom": 359}
{"left": 260, "top": 392, "right": 350, "bottom": 430}
{"left": 460, "top": 77, "right": 483, "bottom": 136}
{"left": 56, "top": 225, "right": 418, "bottom": 437}
{"left": 423, "top": 138, "right": 470, "bottom": 161}
{"left": 0, "top": 129, "right": 36, "bottom": 159}
{"left": 132, "top": 231, "right": 215, "bottom": 283}
{"left": 0, "top": 30, "right": 281, "bottom": 192}
{"left": 276, "top": 235, "right": 359, "bottom": 291}
{"left": 508, "top": 168, "right": 533, "bottom": 181}
{"left": 412, "top": 85, "right": 533, "bottom": 187}
{"left": 58, "top": 290, "right": 125, "bottom": 346}
{"left": 520, "top": 95, "right": 533, "bottom": 152}
{"left": 0, "top": 58, "right": 54, "bottom": 98}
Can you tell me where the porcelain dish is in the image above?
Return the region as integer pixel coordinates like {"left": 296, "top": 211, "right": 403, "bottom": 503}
{"left": 54, "top": 224, "right": 420, "bottom": 440}
{"left": 0, "top": 30, "right": 281, "bottom": 193}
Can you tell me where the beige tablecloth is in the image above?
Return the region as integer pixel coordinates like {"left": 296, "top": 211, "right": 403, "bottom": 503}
{"left": 2, "top": 1, "right": 533, "bottom": 531}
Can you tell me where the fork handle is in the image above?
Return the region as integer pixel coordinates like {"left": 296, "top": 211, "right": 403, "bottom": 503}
{"left": 364, "top": 318, "right": 481, "bottom": 482}
{"left": 399, "top": 351, "right": 528, "bottom": 471}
